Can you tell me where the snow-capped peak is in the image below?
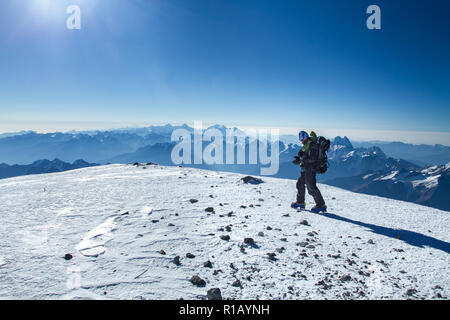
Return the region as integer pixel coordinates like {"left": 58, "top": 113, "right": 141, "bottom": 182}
{"left": 333, "top": 136, "right": 353, "bottom": 149}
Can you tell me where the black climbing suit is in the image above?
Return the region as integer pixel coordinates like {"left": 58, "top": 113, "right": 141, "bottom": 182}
{"left": 295, "top": 139, "right": 326, "bottom": 207}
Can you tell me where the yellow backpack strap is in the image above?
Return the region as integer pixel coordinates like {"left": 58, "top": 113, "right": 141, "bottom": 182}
{"left": 301, "top": 139, "right": 311, "bottom": 153}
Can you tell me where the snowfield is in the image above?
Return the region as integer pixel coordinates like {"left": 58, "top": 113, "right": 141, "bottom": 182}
{"left": 0, "top": 164, "right": 448, "bottom": 300}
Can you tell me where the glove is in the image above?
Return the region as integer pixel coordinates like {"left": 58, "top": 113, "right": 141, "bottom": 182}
{"left": 292, "top": 156, "right": 301, "bottom": 165}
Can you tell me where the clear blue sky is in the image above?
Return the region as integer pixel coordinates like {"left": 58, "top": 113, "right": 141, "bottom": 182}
{"left": 0, "top": 0, "right": 449, "bottom": 143}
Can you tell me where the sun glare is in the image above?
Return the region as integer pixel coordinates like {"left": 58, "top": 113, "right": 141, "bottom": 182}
{"left": 32, "top": 0, "right": 54, "bottom": 10}
{"left": 25, "top": 0, "right": 99, "bottom": 21}
{"left": 28, "top": 0, "right": 65, "bottom": 18}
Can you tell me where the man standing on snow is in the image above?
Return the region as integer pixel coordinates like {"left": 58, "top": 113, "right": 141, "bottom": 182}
{"left": 291, "top": 131, "right": 327, "bottom": 213}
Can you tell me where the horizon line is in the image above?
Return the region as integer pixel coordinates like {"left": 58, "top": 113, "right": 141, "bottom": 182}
{"left": 1, "top": 121, "right": 450, "bottom": 146}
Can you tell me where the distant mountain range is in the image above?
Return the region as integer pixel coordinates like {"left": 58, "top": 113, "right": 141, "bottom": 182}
{"left": 0, "top": 124, "right": 449, "bottom": 210}
{"left": 276, "top": 136, "right": 420, "bottom": 181}
{"left": 344, "top": 140, "right": 450, "bottom": 166}
{"left": 0, "top": 125, "right": 189, "bottom": 164}
{"left": 279, "top": 135, "right": 450, "bottom": 166}
{"left": 100, "top": 133, "right": 424, "bottom": 177}
{"left": 315, "top": 137, "right": 450, "bottom": 210}
{"left": 0, "top": 159, "right": 98, "bottom": 179}
{"left": 325, "top": 163, "right": 450, "bottom": 211}
{"left": 100, "top": 133, "right": 450, "bottom": 210}
{"left": 324, "top": 136, "right": 420, "bottom": 180}
{"left": 0, "top": 130, "right": 35, "bottom": 139}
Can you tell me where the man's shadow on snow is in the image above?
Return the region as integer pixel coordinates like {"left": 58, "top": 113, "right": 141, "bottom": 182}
{"left": 315, "top": 212, "right": 450, "bottom": 254}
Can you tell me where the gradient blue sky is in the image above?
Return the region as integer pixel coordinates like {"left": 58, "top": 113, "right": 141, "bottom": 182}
{"left": 0, "top": 0, "right": 449, "bottom": 144}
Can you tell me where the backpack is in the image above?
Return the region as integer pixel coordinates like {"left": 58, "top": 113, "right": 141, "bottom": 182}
{"left": 316, "top": 136, "right": 330, "bottom": 174}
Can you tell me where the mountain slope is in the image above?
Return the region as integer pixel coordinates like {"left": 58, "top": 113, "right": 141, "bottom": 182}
{"left": 82, "top": 134, "right": 447, "bottom": 211}
{"left": 0, "top": 165, "right": 448, "bottom": 300}
{"left": 353, "top": 141, "right": 450, "bottom": 166}
{"left": 0, "top": 159, "right": 98, "bottom": 179}
{"left": 323, "top": 136, "right": 419, "bottom": 180}
{"left": 104, "top": 135, "right": 419, "bottom": 180}
{"left": 325, "top": 163, "right": 450, "bottom": 211}
{"left": 0, "top": 130, "right": 172, "bottom": 164}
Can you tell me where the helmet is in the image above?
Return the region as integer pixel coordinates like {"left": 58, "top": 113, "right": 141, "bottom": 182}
{"left": 298, "top": 131, "right": 309, "bottom": 142}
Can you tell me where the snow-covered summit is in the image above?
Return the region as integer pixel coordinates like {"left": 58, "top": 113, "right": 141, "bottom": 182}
{"left": 333, "top": 136, "right": 353, "bottom": 150}
{"left": 0, "top": 164, "right": 448, "bottom": 300}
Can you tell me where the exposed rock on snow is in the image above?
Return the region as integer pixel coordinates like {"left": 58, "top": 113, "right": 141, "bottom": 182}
{"left": 173, "top": 256, "right": 181, "bottom": 266}
{"left": 63, "top": 254, "right": 73, "bottom": 260}
{"left": 243, "top": 238, "right": 255, "bottom": 245}
{"left": 406, "top": 288, "right": 417, "bottom": 296}
{"left": 267, "top": 253, "right": 277, "bottom": 261}
{"left": 241, "top": 176, "right": 264, "bottom": 184}
{"left": 207, "top": 288, "right": 222, "bottom": 300}
{"left": 0, "top": 164, "right": 448, "bottom": 300}
{"left": 340, "top": 275, "right": 352, "bottom": 282}
{"left": 232, "top": 279, "right": 242, "bottom": 288}
{"left": 190, "top": 275, "right": 206, "bottom": 287}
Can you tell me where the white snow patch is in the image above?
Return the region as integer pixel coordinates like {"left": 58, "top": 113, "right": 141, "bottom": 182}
{"left": 421, "top": 165, "right": 440, "bottom": 175}
{"left": 17, "top": 225, "right": 51, "bottom": 252}
{"left": 380, "top": 171, "right": 399, "bottom": 181}
{"left": 61, "top": 289, "right": 110, "bottom": 300}
{"left": 344, "top": 150, "right": 355, "bottom": 158}
{"left": 0, "top": 164, "right": 448, "bottom": 300}
{"left": 57, "top": 207, "right": 73, "bottom": 217}
{"left": 412, "top": 175, "right": 440, "bottom": 189}
{"left": 363, "top": 173, "right": 377, "bottom": 180}
{"left": 76, "top": 216, "right": 119, "bottom": 257}
{"left": 140, "top": 206, "right": 153, "bottom": 218}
